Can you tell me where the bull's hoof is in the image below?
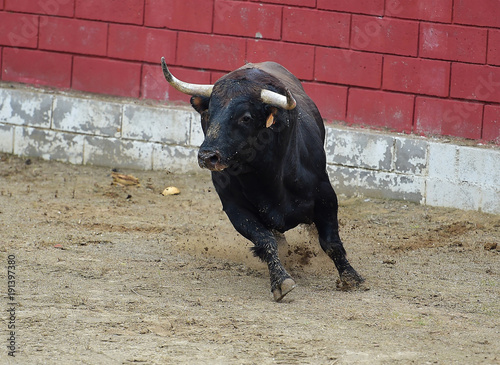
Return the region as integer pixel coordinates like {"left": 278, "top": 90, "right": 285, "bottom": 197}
{"left": 272, "top": 278, "right": 296, "bottom": 302}
{"left": 336, "top": 270, "right": 365, "bottom": 291}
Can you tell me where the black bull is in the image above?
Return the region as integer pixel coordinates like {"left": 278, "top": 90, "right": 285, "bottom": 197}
{"left": 161, "top": 58, "right": 363, "bottom": 301}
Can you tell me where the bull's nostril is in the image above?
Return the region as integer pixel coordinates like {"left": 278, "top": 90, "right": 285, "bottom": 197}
{"left": 209, "top": 154, "right": 219, "bottom": 165}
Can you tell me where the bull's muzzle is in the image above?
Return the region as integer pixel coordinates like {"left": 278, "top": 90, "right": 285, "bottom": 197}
{"left": 198, "top": 149, "right": 227, "bottom": 171}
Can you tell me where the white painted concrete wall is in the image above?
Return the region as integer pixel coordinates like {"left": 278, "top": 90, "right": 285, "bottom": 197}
{"left": 1, "top": 84, "right": 499, "bottom": 214}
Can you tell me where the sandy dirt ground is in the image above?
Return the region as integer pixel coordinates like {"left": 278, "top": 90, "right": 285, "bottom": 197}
{"left": 0, "top": 153, "right": 499, "bottom": 365}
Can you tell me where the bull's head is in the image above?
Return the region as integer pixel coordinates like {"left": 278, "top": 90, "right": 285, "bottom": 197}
{"left": 161, "top": 58, "right": 296, "bottom": 172}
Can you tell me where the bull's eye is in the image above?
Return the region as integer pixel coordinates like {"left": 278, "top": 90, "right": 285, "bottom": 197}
{"left": 240, "top": 113, "right": 253, "bottom": 123}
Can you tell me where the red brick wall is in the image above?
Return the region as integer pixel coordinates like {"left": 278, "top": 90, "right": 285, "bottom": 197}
{"left": 1, "top": 0, "right": 499, "bottom": 143}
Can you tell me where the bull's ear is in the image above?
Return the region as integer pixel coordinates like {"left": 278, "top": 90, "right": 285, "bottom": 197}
{"left": 190, "top": 96, "right": 210, "bottom": 114}
{"left": 265, "top": 105, "right": 290, "bottom": 128}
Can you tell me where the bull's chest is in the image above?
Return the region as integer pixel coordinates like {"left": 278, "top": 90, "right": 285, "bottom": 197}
{"left": 249, "top": 191, "right": 314, "bottom": 232}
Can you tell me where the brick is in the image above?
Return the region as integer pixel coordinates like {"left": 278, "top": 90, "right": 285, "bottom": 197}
{"left": 39, "top": 17, "right": 107, "bottom": 56}
{"left": 318, "top": 0, "right": 384, "bottom": 16}
{"left": 247, "top": 39, "right": 314, "bottom": 80}
{"left": 351, "top": 15, "right": 418, "bottom": 56}
{"left": 302, "top": 82, "right": 347, "bottom": 121}
{"left": 75, "top": 0, "right": 144, "bottom": 25}
{"left": 84, "top": 136, "right": 153, "bottom": 170}
{"left": 487, "top": 30, "right": 500, "bottom": 67}
{"left": 52, "top": 96, "right": 122, "bottom": 137}
{"left": 211, "top": 71, "right": 227, "bottom": 83}
{"left": 450, "top": 63, "right": 500, "bottom": 103}
{"left": 108, "top": 24, "right": 176, "bottom": 63}
{"left": 454, "top": 0, "right": 500, "bottom": 28}
{"left": 5, "top": 0, "right": 74, "bottom": 17}
{"left": 483, "top": 105, "right": 500, "bottom": 143}
{"left": 72, "top": 57, "right": 142, "bottom": 98}
{"left": 142, "top": 64, "right": 211, "bottom": 103}
{"left": 315, "top": 47, "right": 382, "bottom": 88}
{"left": 0, "top": 47, "right": 2, "bottom": 80}
{"left": 3, "top": 48, "right": 72, "bottom": 88}
{"left": 177, "top": 32, "right": 246, "bottom": 72}
{"left": 383, "top": 56, "right": 450, "bottom": 97}
{"left": 122, "top": 104, "right": 194, "bottom": 144}
{"left": 214, "top": 1, "right": 281, "bottom": 40}
{"left": 346, "top": 89, "right": 414, "bottom": 133}
{"left": 0, "top": 12, "right": 39, "bottom": 49}
{"left": 419, "top": 23, "right": 487, "bottom": 64}
{"left": 14, "top": 127, "right": 84, "bottom": 164}
{"left": 0, "top": 88, "right": 52, "bottom": 127}
{"left": 145, "top": 0, "right": 213, "bottom": 32}
{"left": 414, "top": 97, "right": 482, "bottom": 139}
{"left": 385, "top": 0, "right": 452, "bottom": 22}
{"left": 251, "top": 0, "right": 315, "bottom": 7}
{"left": 282, "top": 8, "right": 349, "bottom": 48}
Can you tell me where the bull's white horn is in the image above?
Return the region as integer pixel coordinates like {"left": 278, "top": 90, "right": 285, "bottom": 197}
{"left": 161, "top": 57, "right": 213, "bottom": 97}
{"left": 261, "top": 88, "right": 297, "bottom": 110}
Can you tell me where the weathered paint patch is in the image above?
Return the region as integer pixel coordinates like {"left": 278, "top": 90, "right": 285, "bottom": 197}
{"left": 84, "top": 135, "right": 153, "bottom": 170}
{"left": 426, "top": 178, "right": 482, "bottom": 211}
{"left": 358, "top": 169, "right": 425, "bottom": 202}
{"left": 457, "top": 146, "right": 500, "bottom": 187}
{"left": 14, "top": 127, "right": 84, "bottom": 164}
{"left": 326, "top": 128, "right": 394, "bottom": 171}
{"left": 153, "top": 144, "right": 199, "bottom": 173}
{"left": 0, "top": 124, "right": 14, "bottom": 153}
{"left": 394, "top": 137, "right": 428, "bottom": 175}
{"left": 0, "top": 89, "right": 52, "bottom": 128}
{"left": 53, "top": 96, "right": 122, "bottom": 137}
{"left": 122, "top": 104, "right": 194, "bottom": 145}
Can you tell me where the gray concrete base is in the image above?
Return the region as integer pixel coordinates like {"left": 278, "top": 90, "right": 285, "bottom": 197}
{"left": 1, "top": 83, "right": 499, "bottom": 214}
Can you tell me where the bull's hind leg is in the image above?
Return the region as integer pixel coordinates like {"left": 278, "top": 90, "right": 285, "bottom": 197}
{"left": 314, "top": 181, "right": 364, "bottom": 289}
{"left": 251, "top": 232, "right": 296, "bottom": 301}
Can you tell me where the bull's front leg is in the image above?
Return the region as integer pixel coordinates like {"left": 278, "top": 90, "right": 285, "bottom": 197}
{"left": 223, "top": 205, "right": 295, "bottom": 301}
{"left": 250, "top": 231, "right": 296, "bottom": 301}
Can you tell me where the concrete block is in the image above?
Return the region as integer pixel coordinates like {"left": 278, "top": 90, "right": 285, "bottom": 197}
{"left": 327, "top": 164, "right": 359, "bottom": 197}
{"left": 428, "top": 142, "right": 457, "bottom": 180}
{"left": 0, "top": 124, "right": 14, "bottom": 153}
{"left": 84, "top": 135, "right": 153, "bottom": 170}
{"left": 481, "top": 187, "right": 500, "bottom": 215}
{"left": 0, "top": 88, "right": 52, "bottom": 128}
{"left": 122, "top": 104, "right": 194, "bottom": 145}
{"left": 190, "top": 116, "right": 205, "bottom": 147}
{"left": 457, "top": 146, "right": 500, "bottom": 187}
{"left": 326, "top": 128, "right": 394, "bottom": 171}
{"left": 358, "top": 169, "right": 425, "bottom": 202}
{"left": 52, "top": 95, "right": 122, "bottom": 137}
{"left": 394, "top": 137, "right": 428, "bottom": 175}
{"left": 426, "top": 178, "right": 482, "bottom": 211}
{"left": 14, "top": 126, "right": 84, "bottom": 164}
{"left": 152, "top": 144, "right": 199, "bottom": 173}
